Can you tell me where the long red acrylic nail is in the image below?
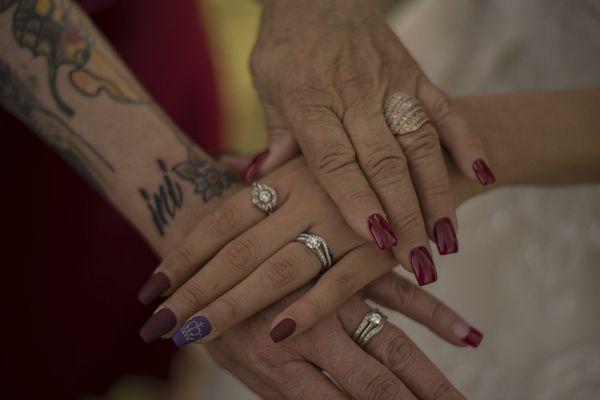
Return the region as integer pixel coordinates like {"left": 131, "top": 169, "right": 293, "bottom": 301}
{"left": 472, "top": 159, "right": 496, "bottom": 186}
{"left": 368, "top": 214, "right": 397, "bottom": 249}
{"left": 242, "top": 150, "right": 269, "bottom": 183}
{"left": 410, "top": 246, "right": 437, "bottom": 286}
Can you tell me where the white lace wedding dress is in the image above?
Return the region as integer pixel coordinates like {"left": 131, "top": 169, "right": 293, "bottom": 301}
{"left": 389, "top": 0, "right": 600, "bottom": 398}
{"left": 205, "top": 0, "right": 600, "bottom": 398}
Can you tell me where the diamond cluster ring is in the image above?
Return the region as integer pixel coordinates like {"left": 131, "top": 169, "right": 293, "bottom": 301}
{"left": 251, "top": 183, "right": 278, "bottom": 214}
{"left": 383, "top": 92, "right": 429, "bottom": 135}
{"left": 352, "top": 309, "right": 387, "bottom": 348}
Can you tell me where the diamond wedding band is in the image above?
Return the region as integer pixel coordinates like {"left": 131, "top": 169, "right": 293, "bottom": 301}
{"left": 296, "top": 232, "right": 334, "bottom": 270}
{"left": 352, "top": 309, "right": 387, "bottom": 348}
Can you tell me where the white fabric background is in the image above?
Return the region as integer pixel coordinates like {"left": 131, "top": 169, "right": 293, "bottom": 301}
{"left": 205, "top": 0, "right": 600, "bottom": 398}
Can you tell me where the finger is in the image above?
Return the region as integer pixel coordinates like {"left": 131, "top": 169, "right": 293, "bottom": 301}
{"left": 243, "top": 103, "right": 300, "bottom": 182}
{"left": 365, "top": 272, "right": 483, "bottom": 348}
{"left": 417, "top": 78, "right": 496, "bottom": 186}
{"left": 339, "top": 301, "right": 466, "bottom": 400}
{"left": 344, "top": 103, "right": 436, "bottom": 285}
{"left": 305, "top": 323, "right": 415, "bottom": 400}
{"left": 171, "top": 224, "right": 362, "bottom": 346}
{"left": 140, "top": 206, "right": 310, "bottom": 343}
{"left": 269, "top": 361, "right": 350, "bottom": 400}
{"left": 137, "top": 174, "right": 291, "bottom": 305}
{"left": 395, "top": 120, "right": 458, "bottom": 255}
{"left": 217, "top": 153, "right": 253, "bottom": 176}
{"left": 283, "top": 100, "right": 395, "bottom": 248}
{"left": 270, "top": 244, "right": 395, "bottom": 343}
{"left": 207, "top": 346, "right": 285, "bottom": 400}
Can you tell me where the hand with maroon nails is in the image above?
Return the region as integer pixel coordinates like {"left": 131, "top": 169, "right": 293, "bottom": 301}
{"left": 138, "top": 157, "right": 449, "bottom": 347}
{"left": 203, "top": 273, "right": 477, "bottom": 399}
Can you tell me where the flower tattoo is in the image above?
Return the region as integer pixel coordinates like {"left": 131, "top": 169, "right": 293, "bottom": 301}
{"left": 172, "top": 148, "right": 235, "bottom": 202}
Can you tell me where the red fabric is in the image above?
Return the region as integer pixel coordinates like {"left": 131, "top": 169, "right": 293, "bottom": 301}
{"left": 0, "top": 1, "right": 221, "bottom": 398}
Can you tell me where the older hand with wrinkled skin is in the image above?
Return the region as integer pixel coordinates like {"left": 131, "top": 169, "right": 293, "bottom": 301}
{"left": 246, "top": 0, "right": 494, "bottom": 283}
{"left": 206, "top": 272, "right": 473, "bottom": 400}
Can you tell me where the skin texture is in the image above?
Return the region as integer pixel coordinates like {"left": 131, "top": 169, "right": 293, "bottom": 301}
{"left": 2, "top": 1, "right": 600, "bottom": 398}
{"left": 0, "top": 1, "right": 469, "bottom": 397}
{"left": 248, "top": 0, "right": 491, "bottom": 277}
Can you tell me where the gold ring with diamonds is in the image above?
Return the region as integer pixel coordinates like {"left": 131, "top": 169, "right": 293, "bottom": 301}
{"left": 352, "top": 309, "right": 387, "bottom": 348}
{"left": 296, "top": 232, "right": 334, "bottom": 270}
{"left": 251, "top": 183, "right": 278, "bottom": 214}
{"left": 383, "top": 92, "right": 429, "bottom": 135}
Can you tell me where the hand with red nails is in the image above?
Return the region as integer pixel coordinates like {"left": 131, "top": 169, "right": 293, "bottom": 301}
{"left": 204, "top": 272, "right": 478, "bottom": 400}
{"left": 139, "top": 157, "right": 446, "bottom": 346}
{"left": 244, "top": 0, "right": 494, "bottom": 267}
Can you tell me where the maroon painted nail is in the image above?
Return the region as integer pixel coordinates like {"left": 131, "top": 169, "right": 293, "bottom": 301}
{"left": 434, "top": 218, "right": 458, "bottom": 255}
{"left": 242, "top": 150, "right": 269, "bottom": 183}
{"left": 270, "top": 318, "right": 296, "bottom": 343}
{"left": 472, "top": 159, "right": 496, "bottom": 185}
{"left": 139, "top": 309, "right": 177, "bottom": 343}
{"left": 368, "top": 214, "right": 397, "bottom": 249}
{"left": 138, "top": 272, "right": 171, "bottom": 305}
{"left": 410, "top": 247, "right": 437, "bottom": 286}
{"left": 453, "top": 321, "right": 483, "bottom": 348}
{"left": 463, "top": 326, "right": 483, "bottom": 348}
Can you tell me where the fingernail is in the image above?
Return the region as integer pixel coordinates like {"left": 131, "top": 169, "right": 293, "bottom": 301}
{"left": 410, "top": 246, "right": 437, "bottom": 286}
{"left": 434, "top": 218, "right": 458, "bottom": 255}
{"left": 368, "top": 214, "right": 398, "bottom": 249}
{"left": 138, "top": 272, "right": 171, "bottom": 305}
{"left": 453, "top": 321, "right": 483, "bottom": 348}
{"left": 139, "top": 308, "right": 177, "bottom": 343}
{"left": 472, "top": 159, "right": 496, "bottom": 185}
{"left": 270, "top": 318, "right": 296, "bottom": 343}
{"left": 242, "top": 150, "right": 269, "bottom": 183}
{"left": 172, "top": 315, "right": 212, "bottom": 347}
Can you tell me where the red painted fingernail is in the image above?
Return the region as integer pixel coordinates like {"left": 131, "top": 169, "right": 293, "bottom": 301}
{"left": 242, "top": 150, "right": 269, "bottom": 183}
{"left": 472, "top": 159, "right": 496, "bottom": 185}
{"left": 410, "top": 246, "right": 437, "bottom": 286}
{"left": 368, "top": 214, "right": 397, "bottom": 249}
{"left": 138, "top": 272, "right": 171, "bottom": 305}
{"left": 270, "top": 318, "right": 296, "bottom": 343}
{"left": 434, "top": 218, "right": 458, "bottom": 255}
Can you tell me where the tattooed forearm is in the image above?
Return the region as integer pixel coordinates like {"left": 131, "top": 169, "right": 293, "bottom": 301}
{"left": 0, "top": 58, "right": 113, "bottom": 192}
{"left": 140, "top": 149, "right": 236, "bottom": 236}
{"left": 1, "top": 0, "right": 148, "bottom": 116}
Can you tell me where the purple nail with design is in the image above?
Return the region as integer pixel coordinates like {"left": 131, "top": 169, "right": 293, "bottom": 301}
{"left": 172, "top": 315, "right": 212, "bottom": 347}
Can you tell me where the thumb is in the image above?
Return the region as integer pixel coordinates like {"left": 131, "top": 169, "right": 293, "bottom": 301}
{"left": 243, "top": 104, "right": 299, "bottom": 182}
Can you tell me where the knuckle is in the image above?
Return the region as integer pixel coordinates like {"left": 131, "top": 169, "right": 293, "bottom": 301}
{"left": 390, "top": 209, "right": 422, "bottom": 233}
{"left": 219, "top": 295, "right": 245, "bottom": 320}
{"left": 328, "top": 273, "right": 359, "bottom": 298}
{"left": 386, "top": 334, "right": 419, "bottom": 371}
{"left": 222, "top": 237, "right": 259, "bottom": 273}
{"left": 207, "top": 205, "right": 239, "bottom": 236}
{"left": 362, "top": 146, "right": 409, "bottom": 189}
{"left": 313, "top": 143, "right": 357, "bottom": 177}
{"left": 178, "top": 280, "right": 209, "bottom": 308}
{"left": 249, "top": 342, "right": 292, "bottom": 369}
{"left": 302, "top": 296, "right": 324, "bottom": 322}
{"left": 428, "top": 379, "right": 454, "bottom": 400}
{"left": 360, "top": 373, "right": 403, "bottom": 400}
{"left": 263, "top": 255, "right": 300, "bottom": 288}
{"left": 431, "top": 93, "right": 457, "bottom": 124}
{"left": 163, "top": 241, "right": 195, "bottom": 274}
{"left": 393, "top": 276, "right": 418, "bottom": 307}
{"left": 429, "top": 300, "right": 447, "bottom": 324}
{"left": 405, "top": 127, "right": 440, "bottom": 158}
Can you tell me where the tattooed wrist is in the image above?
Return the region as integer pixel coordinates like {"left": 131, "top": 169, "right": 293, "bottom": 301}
{"left": 139, "top": 148, "right": 237, "bottom": 237}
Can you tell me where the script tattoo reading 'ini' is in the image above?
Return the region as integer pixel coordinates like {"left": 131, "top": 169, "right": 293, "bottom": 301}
{"left": 140, "top": 150, "right": 235, "bottom": 236}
